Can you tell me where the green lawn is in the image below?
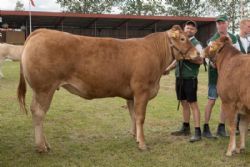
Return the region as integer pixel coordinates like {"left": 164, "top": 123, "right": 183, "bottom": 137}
{"left": 0, "top": 61, "right": 250, "bottom": 167}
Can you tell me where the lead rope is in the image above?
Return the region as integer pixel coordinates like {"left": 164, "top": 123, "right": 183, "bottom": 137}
{"left": 177, "top": 60, "right": 183, "bottom": 111}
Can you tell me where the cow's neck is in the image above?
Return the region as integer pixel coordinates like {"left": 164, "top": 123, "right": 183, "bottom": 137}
{"left": 146, "top": 32, "right": 173, "bottom": 72}
{"left": 165, "top": 32, "right": 175, "bottom": 67}
{"left": 216, "top": 44, "right": 241, "bottom": 72}
{"left": 159, "top": 32, "right": 174, "bottom": 71}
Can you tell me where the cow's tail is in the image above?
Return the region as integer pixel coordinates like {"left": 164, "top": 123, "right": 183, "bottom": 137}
{"left": 17, "top": 63, "right": 28, "bottom": 114}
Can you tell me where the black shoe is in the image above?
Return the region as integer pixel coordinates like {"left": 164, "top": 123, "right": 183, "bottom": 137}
{"left": 171, "top": 123, "right": 191, "bottom": 136}
{"left": 202, "top": 124, "right": 217, "bottom": 139}
{"left": 216, "top": 123, "right": 229, "bottom": 137}
{"left": 190, "top": 128, "right": 202, "bottom": 142}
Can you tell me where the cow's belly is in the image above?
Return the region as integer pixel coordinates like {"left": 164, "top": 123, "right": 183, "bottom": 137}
{"left": 61, "top": 81, "right": 133, "bottom": 100}
{"left": 61, "top": 79, "right": 159, "bottom": 100}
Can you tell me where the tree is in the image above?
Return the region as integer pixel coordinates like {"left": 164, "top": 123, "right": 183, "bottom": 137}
{"left": 208, "top": 0, "right": 250, "bottom": 33}
{"left": 56, "top": 0, "right": 119, "bottom": 14}
{"left": 165, "top": 0, "right": 207, "bottom": 16}
{"left": 118, "top": 0, "right": 166, "bottom": 15}
{"left": 15, "top": 0, "right": 25, "bottom": 11}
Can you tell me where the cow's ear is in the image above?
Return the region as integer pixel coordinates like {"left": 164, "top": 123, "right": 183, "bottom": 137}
{"left": 171, "top": 25, "right": 182, "bottom": 31}
{"left": 169, "top": 30, "right": 180, "bottom": 39}
{"left": 220, "top": 36, "right": 231, "bottom": 44}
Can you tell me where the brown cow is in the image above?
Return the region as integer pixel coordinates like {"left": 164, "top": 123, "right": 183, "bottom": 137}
{"left": 204, "top": 36, "right": 250, "bottom": 156}
{"left": 18, "top": 25, "right": 199, "bottom": 152}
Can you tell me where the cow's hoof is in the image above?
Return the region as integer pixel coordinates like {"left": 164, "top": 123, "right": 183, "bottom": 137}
{"left": 45, "top": 142, "right": 51, "bottom": 151}
{"left": 138, "top": 144, "right": 147, "bottom": 151}
{"left": 226, "top": 151, "right": 232, "bottom": 156}
{"left": 236, "top": 148, "right": 245, "bottom": 154}
{"left": 226, "top": 150, "right": 236, "bottom": 156}
{"left": 36, "top": 145, "right": 49, "bottom": 153}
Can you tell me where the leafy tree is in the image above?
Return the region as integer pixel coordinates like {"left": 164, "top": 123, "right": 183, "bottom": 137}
{"left": 56, "top": 0, "right": 119, "bottom": 14}
{"left": 15, "top": 0, "right": 25, "bottom": 11}
{"left": 117, "top": 0, "right": 166, "bottom": 15}
{"left": 208, "top": 0, "right": 250, "bottom": 33}
{"left": 165, "top": 0, "right": 207, "bottom": 16}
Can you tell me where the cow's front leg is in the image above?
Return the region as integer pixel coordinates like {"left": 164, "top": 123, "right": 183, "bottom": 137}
{"left": 134, "top": 92, "right": 149, "bottom": 150}
{"left": 127, "top": 100, "right": 136, "bottom": 138}
{"left": 223, "top": 103, "right": 237, "bottom": 156}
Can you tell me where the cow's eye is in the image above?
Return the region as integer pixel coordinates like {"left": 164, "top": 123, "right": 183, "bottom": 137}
{"left": 180, "top": 37, "right": 185, "bottom": 41}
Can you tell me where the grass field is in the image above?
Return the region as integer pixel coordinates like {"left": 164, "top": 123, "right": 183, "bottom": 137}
{"left": 0, "top": 61, "right": 250, "bottom": 167}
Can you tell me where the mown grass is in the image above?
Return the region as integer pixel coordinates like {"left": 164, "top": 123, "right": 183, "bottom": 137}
{"left": 0, "top": 61, "right": 250, "bottom": 167}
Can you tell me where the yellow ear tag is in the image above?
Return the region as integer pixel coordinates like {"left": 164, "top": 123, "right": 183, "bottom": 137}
{"left": 172, "top": 31, "right": 179, "bottom": 39}
{"left": 210, "top": 45, "right": 218, "bottom": 52}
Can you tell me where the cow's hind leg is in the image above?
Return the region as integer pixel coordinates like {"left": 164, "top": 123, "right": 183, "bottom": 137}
{"left": 127, "top": 100, "right": 136, "bottom": 138}
{"left": 236, "top": 113, "right": 250, "bottom": 154}
{"left": 134, "top": 92, "right": 149, "bottom": 150}
{"left": 223, "top": 102, "right": 237, "bottom": 156}
{"left": 31, "top": 89, "right": 55, "bottom": 153}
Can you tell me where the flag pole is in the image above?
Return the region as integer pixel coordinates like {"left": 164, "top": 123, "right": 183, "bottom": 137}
{"left": 29, "top": 0, "right": 32, "bottom": 34}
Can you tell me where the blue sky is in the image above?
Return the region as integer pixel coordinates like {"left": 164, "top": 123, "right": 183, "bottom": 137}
{"left": 0, "top": 0, "right": 62, "bottom": 12}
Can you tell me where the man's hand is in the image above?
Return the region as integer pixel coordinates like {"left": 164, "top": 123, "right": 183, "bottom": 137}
{"left": 163, "top": 68, "right": 171, "bottom": 75}
{"left": 210, "top": 61, "right": 216, "bottom": 68}
{"left": 190, "top": 55, "right": 203, "bottom": 65}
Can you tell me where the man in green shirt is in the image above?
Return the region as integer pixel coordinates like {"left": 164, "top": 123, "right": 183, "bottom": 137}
{"left": 203, "top": 15, "right": 240, "bottom": 138}
{"left": 167, "top": 20, "right": 203, "bottom": 142}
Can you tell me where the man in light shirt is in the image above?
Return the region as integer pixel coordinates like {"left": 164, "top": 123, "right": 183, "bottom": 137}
{"left": 236, "top": 18, "right": 250, "bottom": 54}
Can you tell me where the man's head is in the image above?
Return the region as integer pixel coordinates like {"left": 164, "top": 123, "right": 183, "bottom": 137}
{"left": 215, "top": 15, "right": 229, "bottom": 35}
{"left": 183, "top": 20, "right": 197, "bottom": 38}
{"left": 239, "top": 18, "right": 250, "bottom": 37}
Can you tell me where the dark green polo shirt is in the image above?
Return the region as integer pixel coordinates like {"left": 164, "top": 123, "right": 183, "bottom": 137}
{"left": 175, "top": 37, "right": 202, "bottom": 79}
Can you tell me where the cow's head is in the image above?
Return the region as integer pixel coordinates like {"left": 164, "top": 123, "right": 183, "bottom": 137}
{"left": 203, "top": 36, "right": 232, "bottom": 62}
{"left": 167, "top": 25, "right": 199, "bottom": 60}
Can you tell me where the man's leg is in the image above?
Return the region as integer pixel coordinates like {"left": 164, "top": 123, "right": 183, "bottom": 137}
{"left": 171, "top": 100, "right": 191, "bottom": 136}
{"left": 216, "top": 107, "right": 228, "bottom": 137}
{"left": 171, "top": 78, "right": 191, "bottom": 136}
{"left": 204, "top": 99, "right": 216, "bottom": 124}
{"left": 189, "top": 102, "right": 202, "bottom": 142}
{"left": 203, "top": 99, "right": 217, "bottom": 138}
{"left": 183, "top": 78, "right": 201, "bottom": 142}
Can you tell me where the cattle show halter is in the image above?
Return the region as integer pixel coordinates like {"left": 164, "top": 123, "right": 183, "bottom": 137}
{"left": 166, "top": 32, "right": 194, "bottom": 60}
{"left": 209, "top": 43, "right": 226, "bottom": 65}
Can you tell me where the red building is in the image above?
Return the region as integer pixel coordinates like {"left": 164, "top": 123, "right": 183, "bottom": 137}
{"left": 0, "top": 10, "right": 215, "bottom": 45}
